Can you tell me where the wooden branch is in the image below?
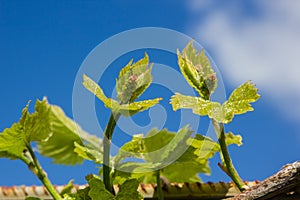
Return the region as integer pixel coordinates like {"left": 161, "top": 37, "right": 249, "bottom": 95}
{"left": 232, "top": 161, "right": 300, "bottom": 200}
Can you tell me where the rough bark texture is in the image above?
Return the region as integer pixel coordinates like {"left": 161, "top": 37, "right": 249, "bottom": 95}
{"left": 232, "top": 161, "right": 300, "bottom": 200}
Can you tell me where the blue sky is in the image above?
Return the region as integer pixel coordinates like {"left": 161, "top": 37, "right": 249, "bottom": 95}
{"left": 1, "top": 1, "right": 299, "bottom": 186}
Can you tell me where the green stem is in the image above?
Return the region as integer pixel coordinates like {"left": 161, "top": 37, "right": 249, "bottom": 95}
{"left": 27, "top": 145, "right": 62, "bottom": 200}
{"left": 156, "top": 170, "right": 164, "bottom": 200}
{"left": 103, "top": 113, "right": 121, "bottom": 194}
{"left": 212, "top": 120, "right": 246, "bottom": 191}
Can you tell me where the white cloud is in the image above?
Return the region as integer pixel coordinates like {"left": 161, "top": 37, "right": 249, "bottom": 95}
{"left": 187, "top": 0, "right": 300, "bottom": 120}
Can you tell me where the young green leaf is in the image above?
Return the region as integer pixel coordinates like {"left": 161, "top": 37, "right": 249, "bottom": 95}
{"left": 160, "top": 158, "right": 208, "bottom": 183}
{"left": 222, "top": 81, "right": 260, "bottom": 122}
{"left": 74, "top": 142, "right": 103, "bottom": 164}
{"left": 37, "top": 102, "right": 101, "bottom": 165}
{"left": 115, "top": 126, "right": 193, "bottom": 165}
{"left": 224, "top": 132, "right": 243, "bottom": 147}
{"left": 188, "top": 134, "right": 220, "bottom": 159}
{"left": 60, "top": 180, "right": 75, "bottom": 196}
{"left": 145, "top": 126, "right": 193, "bottom": 164}
{"left": 116, "top": 179, "right": 143, "bottom": 200}
{"left": 86, "top": 174, "right": 115, "bottom": 200}
{"left": 178, "top": 41, "right": 217, "bottom": 99}
{"left": 117, "top": 98, "right": 162, "bottom": 117}
{"left": 170, "top": 92, "right": 221, "bottom": 116}
{"left": 191, "top": 132, "right": 242, "bottom": 156}
{"left": 170, "top": 92, "right": 226, "bottom": 123}
{"left": 0, "top": 99, "right": 51, "bottom": 161}
{"left": 86, "top": 174, "right": 142, "bottom": 200}
{"left": 82, "top": 74, "right": 120, "bottom": 110}
{"left": 116, "top": 53, "right": 152, "bottom": 103}
{"left": 171, "top": 81, "right": 260, "bottom": 124}
{"left": 113, "top": 126, "right": 218, "bottom": 183}
{"left": 63, "top": 187, "right": 91, "bottom": 200}
{"left": 21, "top": 100, "right": 52, "bottom": 143}
{"left": 114, "top": 134, "right": 145, "bottom": 165}
{"left": 83, "top": 74, "right": 162, "bottom": 117}
{"left": 0, "top": 123, "right": 28, "bottom": 160}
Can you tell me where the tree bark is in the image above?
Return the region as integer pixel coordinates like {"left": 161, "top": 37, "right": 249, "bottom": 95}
{"left": 232, "top": 161, "right": 300, "bottom": 200}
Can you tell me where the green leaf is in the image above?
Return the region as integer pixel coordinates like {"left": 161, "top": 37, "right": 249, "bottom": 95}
{"left": 222, "top": 81, "right": 260, "bottom": 123}
{"left": 0, "top": 123, "right": 27, "bottom": 160}
{"left": 116, "top": 53, "right": 152, "bottom": 103}
{"left": 115, "top": 126, "right": 193, "bottom": 165}
{"left": 114, "top": 134, "right": 145, "bottom": 166}
{"left": 74, "top": 142, "right": 103, "bottom": 164}
{"left": 170, "top": 93, "right": 221, "bottom": 116}
{"left": 160, "top": 134, "right": 221, "bottom": 182}
{"left": 117, "top": 98, "right": 162, "bottom": 117}
{"left": 160, "top": 142, "right": 213, "bottom": 183}
{"left": 0, "top": 99, "right": 51, "bottom": 161}
{"left": 189, "top": 134, "right": 220, "bottom": 159}
{"left": 63, "top": 187, "right": 91, "bottom": 200}
{"left": 145, "top": 126, "right": 193, "bottom": 164}
{"left": 161, "top": 158, "right": 207, "bottom": 182}
{"left": 86, "top": 174, "right": 115, "bottom": 200}
{"left": 178, "top": 41, "right": 217, "bottom": 99}
{"left": 114, "top": 126, "right": 216, "bottom": 184}
{"left": 83, "top": 74, "right": 162, "bottom": 117}
{"left": 113, "top": 162, "right": 157, "bottom": 184}
{"left": 37, "top": 102, "right": 100, "bottom": 165}
{"left": 86, "top": 175, "right": 142, "bottom": 200}
{"left": 171, "top": 81, "right": 260, "bottom": 124}
{"left": 225, "top": 132, "right": 243, "bottom": 147}
{"left": 170, "top": 93, "right": 225, "bottom": 123}
{"left": 0, "top": 98, "right": 99, "bottom": 165}
{"left": 116, "top": 179, "right": 143, "bottom": 200}
{"left": 82, "top": 74, "right": 120, "bottom": 111}
{"left": 20, "top": 100, "right": 52, "bottom": 143}
{"left": 60, "top": 180, "right": 75, "bottom": 196}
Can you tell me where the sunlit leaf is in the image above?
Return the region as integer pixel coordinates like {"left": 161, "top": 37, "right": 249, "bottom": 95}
{"left": 83, "top": 74, "right": 161, "bottom": 117}
{"left": 116, "top": 54, "right": 152, "bottom": 103}
{"left": 224, "top": 132, "right": 243, "bottom": 147}
{"left": 170, "top": 93, "right": 221, "bottom": 116}
{"left": 189, "top": 134, "right": 220, "bottom": 159}
{"left": 74, "top": 142, "right": 103, "bottom": 164}
{"left": 60, "top": 180, "right": 74, "bottom": 196}
{"left": 178, "top": 41, "right": 217, "bottom": 99}
{"left": 117, "top": 98, "right": 162, "bottom": 117}
{"left": 37, "top": 102, "right": 100, "bottom": 165}
{"left": 82, "top": 74, "right": 120, "bottom": 111}
{"left": 171, "top": 81, "right": 260, "bottom": 124}
{"left": 86, "top": 174, "right": 115, "bottom": 200}
{"left": 114, "top": 134, "right": 145, "bottom": 165}
{"left": 222, "top": 81, "right": 260, "bottom": 123}
{"left": 63, "top": 187, "right": 91, "bottom": 200}
{"left": 86, "top": 174, "right": 142, "bottom": 200}
{"left": 113, "top": 126, "right": 215, "bottom": 183}
{"left": 0, "top": 99, "right": 51, "bottom": 161}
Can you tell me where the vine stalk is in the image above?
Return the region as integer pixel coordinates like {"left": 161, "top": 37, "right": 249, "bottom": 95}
{"left": 103, "top": 112, "right": 121, "bottom": 193}
{"left": 26, "top": 144, "right": 62, "bottom": 200}
{"left": 212, "top": 120, "right": 246, "bottom": 191}
{"left": 156, "top": 170, "right": 164, "bottom": 200}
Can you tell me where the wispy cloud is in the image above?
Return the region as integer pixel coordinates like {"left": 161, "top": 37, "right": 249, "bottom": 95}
{"left": 187, "top": 0, "right": 300, "bottom": 120}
